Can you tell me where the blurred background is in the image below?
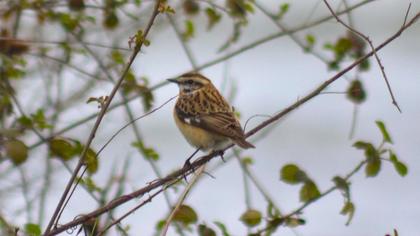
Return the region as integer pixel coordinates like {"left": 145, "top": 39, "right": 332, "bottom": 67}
{"left": 1, "top": 0, "right": 419, "bottom": 235}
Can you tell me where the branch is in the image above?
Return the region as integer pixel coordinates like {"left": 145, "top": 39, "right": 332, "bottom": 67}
{"left": 27, "top": 0, "right": 375, "bottom": 151}
{"left": 48, "top": 11, "right": 420, "bottom": 235}
{"left": 43, "top": 1, "right": 164, "bottom": 234}
{"left": 323, "top": 0, "right": 403, "bottom": 112}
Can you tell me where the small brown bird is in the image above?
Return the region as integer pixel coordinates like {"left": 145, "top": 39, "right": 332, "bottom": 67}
{"left": 168, "top": 73, "right": 254, "bottom": 160}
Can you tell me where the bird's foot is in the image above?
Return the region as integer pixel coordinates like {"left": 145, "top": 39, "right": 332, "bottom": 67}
{"left": 218, "top": 150, "right": 226, "bottom": 162}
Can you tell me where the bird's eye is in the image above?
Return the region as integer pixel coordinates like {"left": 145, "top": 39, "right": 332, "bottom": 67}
{"left": 186, "top": 80, "right": 194, "bottom": 84}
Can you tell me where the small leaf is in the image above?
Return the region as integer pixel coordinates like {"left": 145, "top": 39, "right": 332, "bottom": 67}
{"left": 280, "top": 164, "right": 307, "bottom": 184}
{"left": 300, "top": 180, "right": 320, "bottom": 202}
{"left": 198, "top": 224, "right": 216, "bottom": 236}
{"left": 83, "top": 176, "right": 102, "bottom": 192}
{"left": 49, "top": 138, "right": 75, "bottom": 161}
{"left": 213, "top": 221, "right": 231, "bottom": 236}
{"left": 111, "top": 50, "right": 124, "bottom": 65}
{"left": 155, "top": 219, "right": 166, "bottom": 231}
{"left": 276, "top": 3, "right": 290, "bottom": 19}
{"left": 394, "top": 161, "right": 408, "bottom": 177}
{"left": 239, "top": 209, "right": 262, "bottom": 227}
{"left": 24, "top": 223, "right": 41, "bottom": 236}
{"left": 132, "top": 141, "right": 159, "bottom": 161}
{"left": 173, "top": 205, "right": 198, "bottom": 225}
{"left": 353, "top": 141, "right": 378, "bottom": 161}
{"left": 182, "top": 20, "right": 195, "bottom": 41}
{"left": 340, "top": 201, "right": 355, "bottom": 225}
{"left": 205, "top": 8, "right": 222, "bottom": 30}
{"left": 332, "top": 176, "right": 349, "bottom": 193}
{"left": 5, "top": 139, "right": 28, "bottom": 165}
{"left": 389, "top": 151, "right": 407, "bottom": 177}
{"left": 347, "top": 80, "right": 367, "bottom": 104}
{"left": 305, "top": 34, "right": 316, "bottom": 52}
{"left": 365, "top": 158, "right": 381, "bottom": 177}
{"left": 85, "top": 148, "right": 98, "bottom": 174}
{"left": 375, "top": 120, "right": 393, "bottom": 143}
{"left": 103, "top": 10, "right": 119, "bottom": 30}
{"left": 241, "top": 156, "right": 253, "bottom": 165}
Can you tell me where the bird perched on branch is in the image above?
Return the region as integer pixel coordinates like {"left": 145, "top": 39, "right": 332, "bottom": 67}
{"left": 168, "top": 72, "right": 254, "bottom": 164}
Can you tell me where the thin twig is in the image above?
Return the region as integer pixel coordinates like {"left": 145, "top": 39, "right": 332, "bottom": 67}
{"left": 161, "top": 165, "right": 206, "bottom": 236}
{"left": 43, "top": 1, "right": 164, "bottom": 234}
{"left": 323, "top": 0, "right": 402, "bottom": 112}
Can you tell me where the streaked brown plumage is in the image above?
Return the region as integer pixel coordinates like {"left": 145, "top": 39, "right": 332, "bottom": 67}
{"left": 168, "top": 73, "right": 254, "bottom": 151}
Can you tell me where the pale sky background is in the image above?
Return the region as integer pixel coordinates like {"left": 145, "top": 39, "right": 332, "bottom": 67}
{"left": 1, "top": 0, "right": 420, "bottom": 235}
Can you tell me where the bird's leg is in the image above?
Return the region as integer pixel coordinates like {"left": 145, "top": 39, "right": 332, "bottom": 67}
{"left": 183, "top": 148, "right": 200, "bottom": 181}
{"left": 218, "top": 150, "right": 226, "bottom": 162}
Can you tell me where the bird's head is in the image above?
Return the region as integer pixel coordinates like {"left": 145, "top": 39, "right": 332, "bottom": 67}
{"left": 167, "top": 72, "right": 211, "bottom": 95}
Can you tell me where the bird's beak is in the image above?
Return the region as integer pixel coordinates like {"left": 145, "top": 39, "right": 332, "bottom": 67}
{"left": 167, "top": 78, "right": 179, "bottom": 84}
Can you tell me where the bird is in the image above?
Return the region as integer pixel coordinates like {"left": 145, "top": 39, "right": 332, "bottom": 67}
{"left": 168, "top": 72, "right": 255, "bottom": 165}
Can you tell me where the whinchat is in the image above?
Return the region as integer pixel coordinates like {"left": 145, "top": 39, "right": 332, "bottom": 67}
{"left": 168, "top": 73, "right": 255, "bottom": 157}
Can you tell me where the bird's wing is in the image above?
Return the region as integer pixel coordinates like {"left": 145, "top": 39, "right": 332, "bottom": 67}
{"left": 198, "top": 112, "right": 245, "bottom": 139}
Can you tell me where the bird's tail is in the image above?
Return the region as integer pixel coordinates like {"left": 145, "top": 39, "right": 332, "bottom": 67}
{"left": 234, "top": 138, "right": 255, "bottom": 149}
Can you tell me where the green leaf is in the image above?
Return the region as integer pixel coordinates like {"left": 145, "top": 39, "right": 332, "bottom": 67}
{"left": 305, "top": 34, "right": 316, "bottom": 52}
{"left": 173, "top": 205, "right": 198, "bottom": 225}
{"left": 58, "top": 13, "right": 79, "bottom": 31}
{"left": 17, "top": 115, "right": 33, "bottom": 128}
{"left": 241, "top": 156, "right": 253, "bottom": 165}
{"left": 83, "top": 176, "right": 102, "bottom": 192}
{"left": 31, "top": 109, "right": 52, "bottom": 130}
{"left": 280, "top": 164, "right": 307, "bottom": 184}
{"left": 103, "top": 10, "right": 119, "bottom": 30}
{"left": 239, "top": 209, "right": 262, "bottom": 227}
{"left": 353, "top": 141, "right": 379, "bottom": 161}
{"left": 389, "top": 151, "right": 407, "bottom": 177}
{"left": 244, "top": 2, "right": 254, "bottom": 13}
{"left": 205, "top": 8, "right": 222, "bottom": 30}
{"left": 276, "top": 3, "right": 290, "bottom": 19}
{"left": 85, "top": 148, "right": 98, "bottom": 174}
{"left": 375, "top": 120, "right": 393, "bottom": 143}
{"left": 5, "top": 139, "right": 28, "bottom": 165}
{"left": 213, "top": 221, "right": 231, "bottom": 236}
{"left": 132, "top": 141, "right": 159, "bottom": 161}
{"left": 394, "top": 161, "right": 408, "bottom": 177}
{"left": 24, "top": 223, "right": 41, "bottom": 236}
{"left": 155, "top": 219, "right": 166, "bottom": 231}
{"left": 49, "top": 138, "right": 75, "bottom": 161}
{"left": 347, "top": 80, "right": 367, "bottom": 104}
{"left": 340, "top": 201, "right": 355, "bottom": 226}
{"left": 365, "top": 158, "right": 381, "bottom": 177}
{"left": 198, "top": 224, "right": 216, "bottom": 236}
{"left": 299, "top": 180, "right": 321, "bottom": 202}
{"left": 111, "top": 50, "right": 124, "bottom": 65}
{"left": 332, "top": 176, "right": 349, "bottom": 193}
{"left": 182, "top": 20, "right": 195, "bottom": 41}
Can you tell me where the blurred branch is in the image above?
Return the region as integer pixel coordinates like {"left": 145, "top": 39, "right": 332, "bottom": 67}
{"left": 27, "top": 0, "right": 374, "bottom": 152}
{"left": 161, "top": 165, "right": 206, "bottom": 236}
{"left": 43, "top": 1, "right": 164, "bottom": 234}
{"left": 166, "top": 15, "right": 198, "bottom": 70}
{"left": 48, "top": 10, "right": 420, "bottom": 234}
{"left": 0, "top": 37, "right": 131, "bottom": 51}
{"left": 323, "top": 0, "right": 403, "bottom": 112}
